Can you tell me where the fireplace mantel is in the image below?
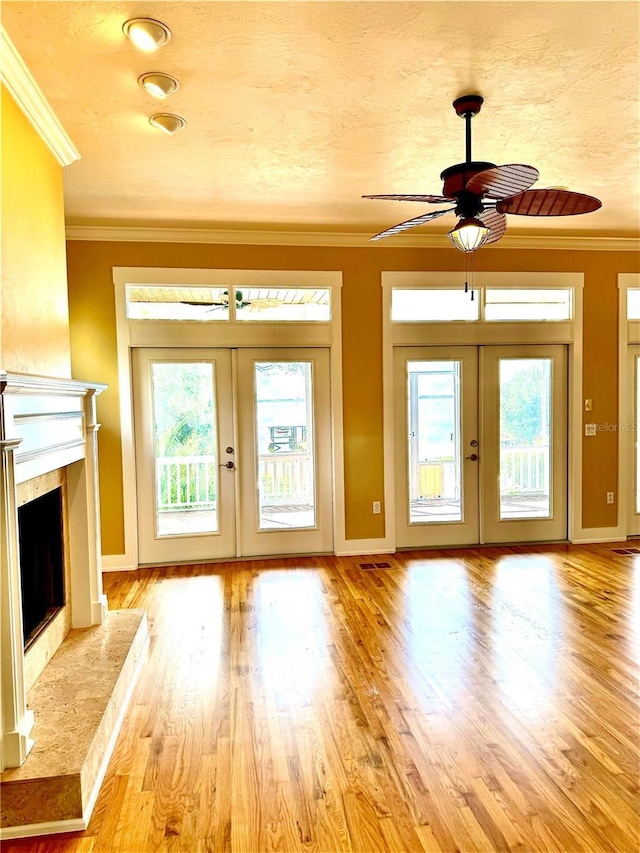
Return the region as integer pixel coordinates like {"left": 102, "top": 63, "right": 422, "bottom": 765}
{"left": 1, "top": 370, "right": 108, "bottom": 771}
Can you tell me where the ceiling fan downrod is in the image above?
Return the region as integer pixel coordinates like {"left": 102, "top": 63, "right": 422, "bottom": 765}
{"left": 452, "top": 94, "right": 484, "bottom": 163}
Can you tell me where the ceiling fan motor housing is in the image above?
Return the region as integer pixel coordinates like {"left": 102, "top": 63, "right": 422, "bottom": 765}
{"left": 440, "top": 161, "right": 496, "bottom": 198}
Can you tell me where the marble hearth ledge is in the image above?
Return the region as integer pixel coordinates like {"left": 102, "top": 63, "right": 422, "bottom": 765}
{"left": 0, "top": 609, "right": 148, "bottom": 839}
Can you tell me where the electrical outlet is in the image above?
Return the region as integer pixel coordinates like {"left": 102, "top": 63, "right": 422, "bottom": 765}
{"left": 372, "top": 501, "right": 381, "bottom": 514}
{"left": 585, "top": 423, "right": 597, "bottom": 436}
{"left": 606, "top": 492, "right": 614, "bottom": 504}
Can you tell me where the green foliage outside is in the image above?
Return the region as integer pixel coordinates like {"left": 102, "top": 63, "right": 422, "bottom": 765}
{"left": 152, "top": 363, "right": 217, "bottom": 508}
{"left": 500, "top": 360, "right": 550, "bottom": 446}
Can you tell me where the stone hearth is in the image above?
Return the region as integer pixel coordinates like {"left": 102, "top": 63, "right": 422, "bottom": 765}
{"left": 0, "top": 371, "right": 148, "bottom": 839}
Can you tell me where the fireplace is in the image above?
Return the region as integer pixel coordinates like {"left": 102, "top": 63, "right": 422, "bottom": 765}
{"left": 19, "top": 488, "right": 65, "bottom": 650}
{"left": 2, "top": 371, "right": 149, "bottom": 841}
{"left": 0, "top": 371, "right": 108, "bottom": 770}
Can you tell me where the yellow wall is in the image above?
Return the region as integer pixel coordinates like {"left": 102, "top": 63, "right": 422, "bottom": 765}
{"left": 1, "top": 85, "right": 71, "bottom": 377}
{"left": 66, "top": 239, "right": 638, "bottom": 554}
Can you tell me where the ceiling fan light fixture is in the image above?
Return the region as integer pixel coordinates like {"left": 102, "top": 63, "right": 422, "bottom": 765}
{"left": 448, "top": 217, "right": 491, "bottom": 253}
{"left": 139, "top": 72, "right": 180, "bottom": 99}
{"left": 149, "top": 113, "right": 186, "bottom": 135}
{"left": 123, "top": 18, "right": 172, "bottom": 52}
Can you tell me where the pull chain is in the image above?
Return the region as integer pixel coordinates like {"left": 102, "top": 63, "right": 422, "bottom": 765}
{"left": 464, "top": 252, "right": 469, "bottom": 293}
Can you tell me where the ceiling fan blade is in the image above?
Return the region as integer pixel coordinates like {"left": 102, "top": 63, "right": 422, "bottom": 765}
{"left": 466, "top": 164, "right": 539, "bottom": 199}
{"left": 363, "top": 193, "right": 453, "bottom": 203}
{"left": 497, "top": 188, "right": 602, "bottom": 216}
{"left": 369, "top": 207, "right": 454, "bottom": 242}
{"left": 478, "top": 209, "right": 507, "bottom": 245}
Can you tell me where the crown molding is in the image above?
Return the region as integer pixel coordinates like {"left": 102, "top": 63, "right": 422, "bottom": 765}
{"left": 1, "top": 25, "right": 79, "bottom": 167}
{"left": 64, "top": 225, "right": 640, "bottom": 252}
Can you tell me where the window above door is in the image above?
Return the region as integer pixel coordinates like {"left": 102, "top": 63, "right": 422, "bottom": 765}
{"left": 126, "top": 285, "right": 332, "bottom": 322}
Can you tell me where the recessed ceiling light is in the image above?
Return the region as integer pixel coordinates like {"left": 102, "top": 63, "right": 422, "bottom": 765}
{"left": 149, "top": 113, "right": 187, "bottom": 135}
{"left": 123, "top": 18, "right": 172, "bottom": 52}
{"left": 139, "top": 72, "right": 180, "bottom": 99}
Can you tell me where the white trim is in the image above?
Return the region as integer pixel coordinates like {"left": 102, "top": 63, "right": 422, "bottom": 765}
{"left": 66, "top": 225, "right": 639, "bottom": 252}
{"left": 382, "top": 282, "right": 396, "bottom": 550}
{"left": 112, "top": 267, "right": 344, "bottom": 566}
{"left": 0, "top": 818, "right": 87, "bottom": 841}
{"left": 334, "top": 539, "right": 395, "bottom": 557}
{"left": 101, "top": 554, "right": 138, "bottom": 572}
{"left": 113, "top": 277, "right": 140, "bottom": 571}
{"left": 0, "top": 26, "right": 79, "bottom": 167}
{"left": 381, "top": 271, "right": 584, "bottom": 548}
{"left": 571, "top": 530, "right": 627, "bottom": 544}
{"left": 386, "top": 271, "right": 584, "bottom": 290}
{"left": 569, "top": 285, "right": 584, "bottom": 544}
{"left": 328, "top": 283, "right": 348, "bottom": 554}
{"left": 619, "top": 274, "right": 640, "bottom": 537}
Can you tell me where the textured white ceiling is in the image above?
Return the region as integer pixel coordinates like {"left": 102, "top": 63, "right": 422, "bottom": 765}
{"left": 2, "top": 1, "right": 639, "bottom": 238}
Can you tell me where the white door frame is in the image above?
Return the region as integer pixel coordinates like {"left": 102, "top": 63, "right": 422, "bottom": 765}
{"left": 109, "top": 267, "right": 344, "bottom": 570}
{"left": 480, "top": 344, "right": 568, "bottom": 543}
{"left": 619, "top": 273, "right": 640, "bottom": 537}
{"left": 382, "top": 271, "right": 586, "bottom": 547}
{"left": 132, "top": 347, "right": 238, "bottom": 564}
{"left": 236, "top": 348, "right": 333, "bottom": 557}
{"left": 393, "top": 346, "right": 481, "bottom": 547}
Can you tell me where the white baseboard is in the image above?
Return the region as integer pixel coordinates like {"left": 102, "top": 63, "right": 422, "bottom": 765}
{"left": 334, "top": 538, "right": 395, "bottom": 557}
{"left": 571, "top": 527, "right": 627, "bottom": 544}
{"left": 101, "top": 554, "right": 138, "bottom": 572}
{"left": 0, "top": 818, "right": 87, "bottom": 841}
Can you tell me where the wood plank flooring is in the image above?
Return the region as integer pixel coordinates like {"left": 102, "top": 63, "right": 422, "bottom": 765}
{"left": 4, "top": 544, "right": 639, "bottom": 852}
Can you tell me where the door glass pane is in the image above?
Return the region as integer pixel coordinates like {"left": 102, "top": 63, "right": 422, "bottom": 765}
{"left": 254, "top": 362, "right": 315, "bottom": 530}
{"left": 151, "top": 362, "right": 219, "bottom": 536}
{"left": 499, "top": 359, "right": 551, "bottom": 519}
{"left": 407, "top": 361, "right": 462, "bottom": 523}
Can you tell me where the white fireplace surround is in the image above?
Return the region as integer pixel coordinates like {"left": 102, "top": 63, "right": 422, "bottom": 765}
{"left": 0, "top": 371, "right": 108, "bottom": 771}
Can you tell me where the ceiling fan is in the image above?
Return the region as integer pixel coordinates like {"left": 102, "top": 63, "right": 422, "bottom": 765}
{"left": 179, "top": 290, "right": 281, "bottom": 311}
{"left": 364, "top": 95, "right": 602, "bottom": 252}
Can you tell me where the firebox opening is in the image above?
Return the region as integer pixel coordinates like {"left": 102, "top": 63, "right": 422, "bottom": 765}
{"left": 18, "top": 487, "right": 66, "bottom": 650}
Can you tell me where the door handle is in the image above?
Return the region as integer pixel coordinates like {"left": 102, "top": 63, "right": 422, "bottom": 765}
{"left": 465, "top": 453, "right": 479, "bottom": 461}
{"left": 220, "top": 461, "right": 235, "bottom": 469}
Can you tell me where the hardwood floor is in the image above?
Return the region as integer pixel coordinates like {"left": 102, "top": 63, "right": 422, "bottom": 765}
{"left": 4, "top": 545, "right": 639, "bottom": 852}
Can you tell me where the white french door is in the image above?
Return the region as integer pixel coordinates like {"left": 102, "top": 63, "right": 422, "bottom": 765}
{"left": 628, "top": 346, "right": 640, "bottom": 535}
{"left": 236, "top": 349, "right": 333, "bottom": 557}
{"left": 133, "top": 347, "right": 333, "bottom": 564}
{"left": 394, "top": 344, "right": 567, "bottom": 547}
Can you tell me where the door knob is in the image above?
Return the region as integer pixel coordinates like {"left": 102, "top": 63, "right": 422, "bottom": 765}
{"left": 465, "top": 453, "right": 479, "bottom": 461}
{"left": 220, "top": 460, "right": 235, "bottom": 469}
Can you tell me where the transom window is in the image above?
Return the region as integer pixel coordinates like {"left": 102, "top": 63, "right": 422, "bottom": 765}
{"left": 627, "top": 288, "right": 640, "bottom": 320}
{"left": 391, "top": 286, "right": 573, "bottom": 322}
{"left": 126, "top": 285, "right": 331, "bottom": 322}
